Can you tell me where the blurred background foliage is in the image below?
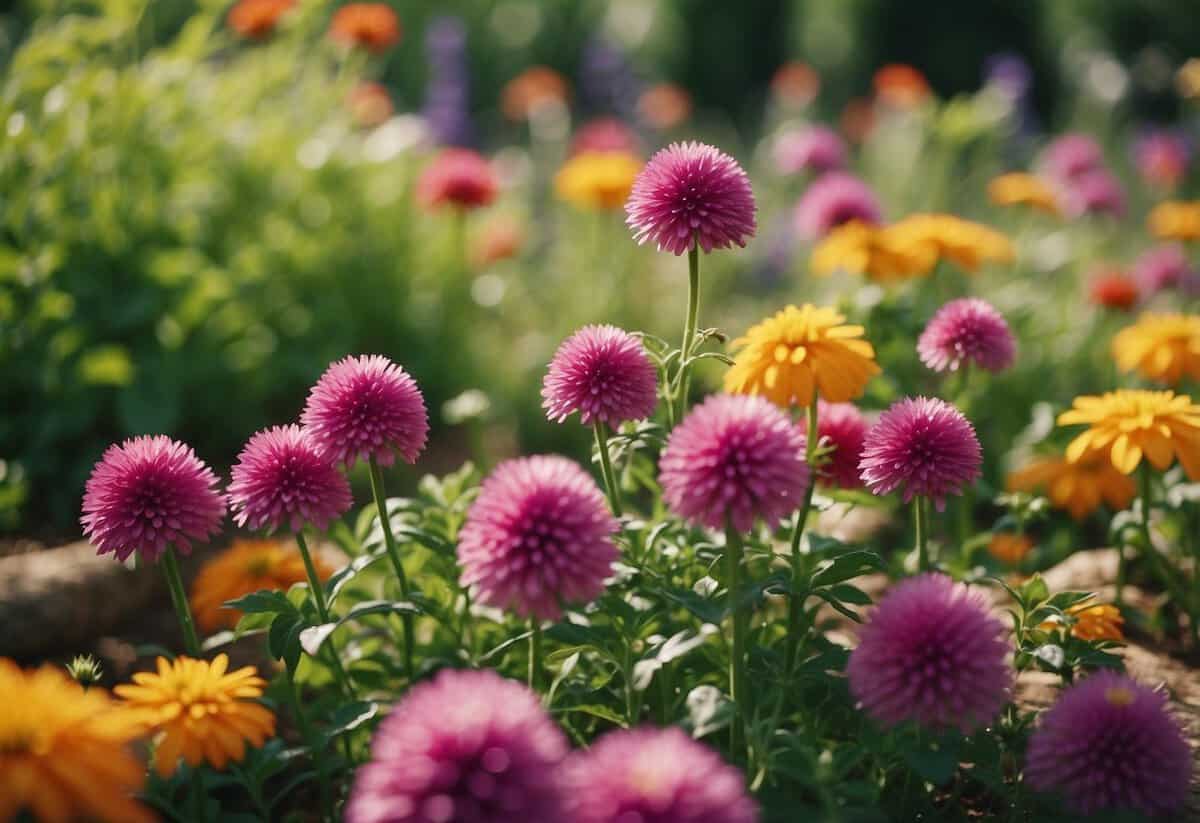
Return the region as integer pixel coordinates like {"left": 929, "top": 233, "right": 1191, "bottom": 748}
{"left": 1, "top": 0, "right": 1196, "bottom": 537}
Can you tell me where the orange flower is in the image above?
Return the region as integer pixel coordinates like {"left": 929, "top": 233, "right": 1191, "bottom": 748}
{"left": 1007, "top": 452, "right": 1136, "bottom": 520}
{"left": 501, "top": 66, "right": 569, "bottom": 122}
{"left": 1112, "top": 313, "right": 1200, "bottom": 386}
{"left": 1058, "top": 389, "right": 1200, "bottom": 478}
{"left": 1068, "top": 603, "right": 1124, "bottom": 641}
{"left": 987, "top": 173, "right": 1060, "bottom": 215}
{"left": 637, "top": 83, "right": 692, "bottom": 131}
{"left": 886, "top": 214, "right": 1014, "bottom": 272}
{"left": 228, "top": 0, "right": 294, "bottom": 39}
{"left": 840, "top": 98, "right": 876, "bottom": 143}
{"left": 873, "top": 64, "right": 930, "bottom": 109}
{"left": 988, "top": 533, "right": 1033, "bottom": 565}
{"left": 190, "top": 538, "right": 332, "bottom": 633}
{"left": 771, "top": 62, "right": 820, "bottom": 107}
{"left": 1147, "top": 200, "right": 1200, "bottom": 242}
{"left": 1088, "top": 270, "right": 1139, "bottom": 311}
{"left": 810, "top": 220, "right": 937, "bottom": 282}
{"left": 472, "top": 215, "right": 524, "bottom": 269}
{"left": 348, "top": 82, "right": 393, "bottom": 128}
{"left": 329, "top": 3, "right": 401, "bottom": 53}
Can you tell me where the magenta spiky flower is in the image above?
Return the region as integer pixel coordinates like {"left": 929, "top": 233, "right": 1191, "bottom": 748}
{"left": 457, "top": 455, "right": 618, "bottom": 620}
{"left": 803, "top": 402, "right": 869, "bottom": 490}
{"left": 1133, "top": 129, "right": 1190, "bottom": 189}
{"left": 847, "top": 573, "right": 1011, "bottom": 733}
{"left": 917, "top": 298, "right": 1016, "bottom": 374}
{"left": 1040, "top": 133, "right": 1104, "bottom": 182}
{"left": 625, "top": 141, "right": 756, "bottom": 256}
{"left": 416, "top": 148, "right": 497, "bottom": 210}
{"left": 542, "top": 325, "right": 658, "bottom": 427}
{"left": 1133, "top": 244, "right": 1199, "bottom": 296}
{"left": 227, "top": 425, "right": 353, "bottom": 533}
{"left": 81, "top": 435, "right": 225, "bottom": 563}
{"left": 565, "top": 726, "right": 758, "bottom": 823}
{"left": 773, "top": 125, "right": 846, "bottom": 176}
{"left": 660, "top": 394, "right": 809, "bottom": 532}
{"left": 1025, "top": 670, "right": 1191, "bottom": 817}
{"left": 793, "top": 172, "right": 882, "bottom": 240}
{"left": 858, "top": 397, "right": 981, "bottom": 510}
{"left": 346, "top": 668, "right": 570, "bottom": 823}
{"left": 301, "top": 354, "right": 429, "bottom": 468}
{"left": 1064, "top": 168, "right": 1126, "bottom": 218}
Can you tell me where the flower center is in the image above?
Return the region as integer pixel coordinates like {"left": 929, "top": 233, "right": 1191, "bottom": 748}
{"left": 1104, "top": 686, "right": 1134, "bottom": 707}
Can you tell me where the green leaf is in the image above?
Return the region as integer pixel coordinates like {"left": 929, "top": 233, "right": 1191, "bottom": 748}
{"left": 900, "top": 740, "right": 959, "bottom": 786}
{"left": 326, "top": 549, "right": 389, "bottom": 605}
{"left": 322, "top": 700, "right": 380, "bottom": 743}
{"left": 555, "top": 703, "right": 627, "bottom": 727}
{"left": 1019, "top": 574, "right": 1049, "bottom": 607}
{"left": 224, "top": 589, "right": 298, "bottom": 617}
{"left": 299, "top": 600, "right": 421, "bottom": 657}
{"left": 684, "top": 685, "right": 734, "bottom": 739}
{"left": 810, "top": 551, "right": 885, "bottom": 587}
{"left": 825, "top": 583, "right": 873, "bottom": 605}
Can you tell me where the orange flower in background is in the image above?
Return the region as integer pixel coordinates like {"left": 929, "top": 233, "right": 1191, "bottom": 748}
{"left": 472, "top": 215, "right": 525, "bottom": 268}
{"left": 724, "top": 304, "right": 881, "bottom": 407}
{"left": 987, "top": 173, "right": 1060, "bottom": 215}
{"left": 1147, "top": 200, "right": 1200, "bottom": 242}
{"left": 502, "top": 66, "right": 569, "bottom": 122}
{"left": 554, "top": 151, "right": 642, "bottom": 211}
{"left": 1058, "top": 389, "right": 1200, "bottom": 478}
{"left": 329, "top": 3, "right": 401, "bottom": 53}
{"left": 811, "top": 221, "right": 937, "bottom": 282}
{"left": 1112, "top": 313, "right": 1200, "bottom": 386}
{"left": 228, "top": 0, "right": 294, "bottom": 39}
{"left": 1068, "top": 604, "right": 1124, "bottom": 641}
{"left": 771, "top": 61, "right": 820, "bottom": 107}
{"left": 348, "top": 82, "right": 394, "bottom": 128}
{"left": 887, "top": 214, "right": 1014, "bottom": 272}
{"left": 0, "top": 661, "right": 154, "bottom": 823}
{"left": 1007, "top": 452, "right": 1136, "bottom": 520}
{"left": 637, "top": 83, "right": 692, "bottom": 130}
{"left": 190, "top": 538, "right": 332, "bottom": 633}
{"left": 873, "top": 63, "right": 930, "bottom": 108}
{"left": 988, "top": 532, "right": 1033, "bottom": 565}
{"left": 117, "top": 655, "right": 276, "bottom": 778}
{"left": 1088, "top": 270, "right": 1140, "bottom": 311}
{"left": 840, "top": 97, "right": 877, "bottom": 144}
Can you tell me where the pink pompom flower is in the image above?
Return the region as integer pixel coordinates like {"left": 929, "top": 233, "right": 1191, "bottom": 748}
{"left": 859, "top": 397, "right": 981, "bottom": 511}
{"left": 570, "top": 117, "right": 640, "bottom": 157}
{"left": 1133, "top": 129, "right": 1190, "bottom": 189}
{"left": 773, "top": 125, "right": 846, "bottom": 176}
{"left": 227, "top": 425, "right": 353, "bottom": 533}
{"left": 346, "top": 668, "right": 570, "bottom": 823}
{"left": 625, "top": 141, "right": 756, "bottom": 256}
{"left": 793, "top": 172, "right": 882, "bottom": 240}
{"left": 847, "top": 573, "right": 1011, "bottom": 733}
{"left": 1040, "top": 133, "right": 1105, "bottom": 182}
{"left": 1133, "top": 244, "right": 1199, "bottom": 296}
{"left": 416, "top": 148, "right": 498, "bottom": 210}
{"left": 803, "top": 402, "right": 869, "bottom": 490}
{"left": 301, "top": 354, "right": 429, "bottom": 468}
{"left": 542, "top": 325, "right": 658, "bottom": 427}
{"left": 457, "top": 455, "right": 618, "bottom": 620}
{"left": 565, "top": 726, "right": 758, "bottom": 823}
{"left": 1063, "top": 168, "right": 1126, "bottom": 218}
{"left": 81, "top": 435, "right": 225, "bottom": 563}
{"left": 660, "top": 394, "right": 809, "bottom": 532}
{"left": 1025, "top": 670, "right": 1191, "bottom": 817}
{"left": 917, "top": 298, "right": 1016, "bottom": 374}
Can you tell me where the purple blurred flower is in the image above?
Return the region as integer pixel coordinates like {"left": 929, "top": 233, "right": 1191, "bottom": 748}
{"left": 1133, "top": 244, "right": 1200, "bottom": 296}
{"left": 579, "top": 37, "right": 639, "bottom": 120}
{"left": 859, "top": 397, "right": 981, "bottom": 510}
{"left": 227, "top": 425, "right": 353, "bottom": 533}
{"left": 660, "top": 394, "right": 809, "bottom": 532}
{"left": 423, "top": 16, "right": 473, "bottom": 147}
{"left": 81, "top": 435, "right": 225, "bottom": 563}
{"left": 847, "top": 573, "right": 1011, "bottom": 733}
{"left": 803, "top": 402, "right": 869, "bottom": 490}
{"left": 793, "top": 172, "right": 882, "bottom": 240}
{"left": 773, "top": 125, "right": 846, "bottom": 176}
{"left": 542, "top": 325, "right": 657, "bottom": 427}
{"left": 1063, "top": 168, "right": 1126, "bottom": 218}
{"left": 984, "top": 52, "right": 1032, "bottom": 102}
{"left": 301, "top": 354, "right": 429, "bottom": 468}
{"left": 457, "top": 455, "right": 618, "bottom": 620}
{"left": 1040, "top": 133, "right": 1105, "bottom": 182}
{"left": 1026, "top": 670, "right": 1190, "bottom": 817}
{"left": 1133, "top": 129, "right": 1190, "bottom": 189}
{"left": 346, "top": 668, "right": 570, "bottom": 823}
{"left": 565, "top": 726, "right": 758, "bottom": 823}
{"left": 917, "top": 298, "right": 1016, "bottom": 374}
{"left": 626, "top": 142, "right": 757, "bottom": 256}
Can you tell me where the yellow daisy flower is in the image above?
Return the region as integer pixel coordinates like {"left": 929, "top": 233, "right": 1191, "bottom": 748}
{"left": 1006, "top": 452, "right": 1136, "bottom": 520}
{"left": 554, "top": 151, "right": 643, "bottom": 211}
{"left": 1147, "top": 200, "right": 1200, "bottom": 241}
{"left": 1058, "top": 389, "right": 1200, "bottom": 477}
{"left": 724, "top": 304, "right": 881, "bottom": 407}
{"left": 987, "top": 532, "right": 1033, "bottom": 565}
{"left": 887, "top": 213, "right": 1015, "bottom": 272}
{"left": 1112, "top": 313, "right": 1200, "bottom": 386}
{"left": 810, "top": 220, "right": 937, "bottom": 282}
{"left": 0, "top": 660, "right": 154, "bottom": 823}
{"left": 116, "top": 654, "right": 276, "bottom": 778}
{"left": 987, "top": 173, "right": 1060, "bottom": 215}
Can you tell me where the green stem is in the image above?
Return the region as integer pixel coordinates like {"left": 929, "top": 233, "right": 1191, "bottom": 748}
{"left": 593, "top": 421, "right": 623, "bottom": 516}
{"left": 674, "top": 243, "right": 701, "bottom": 423}
{"left": 528, "top": 618, "right": 543, "bottom": 691}
{"left": 162, "top": 547, "right": 201, "bottom": 657}
{"left": 190, "top": 766, "right": 206, "bottom": 823}
{"left": 367, "top": 457, "right": 414, "bottom": 679}
{"left": 784, "top": 402, "right": 820, "bottom": 679}
{"left": 915, "top": 497, "right": 930, "bottom": 572}
{"left": 286, "top": 667, "right": 332, "bottom": 822}
{"left": 724, "top": 519, "right": 748, "bottom": 759}
{"left": 623, "top": 638, "right": 639, "bottom": 725}
{"left": 295, "top": 532, "right": 354, "bottom": 699}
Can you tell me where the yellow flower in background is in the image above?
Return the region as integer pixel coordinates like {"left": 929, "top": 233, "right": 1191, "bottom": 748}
{"left": 724, "top": 304, "right": 881, "bottom": 407}
{"left": 1006, "top": 452, "right": 1136, "bottom": 520}
{"left": 1147, "top": 200, "right": 1200, "bottom": 241}
{"left": 987, "top": 173, "right": 1060, "bottom": 215}
{"left": 987, "top": 532, "right": 1033, "bottom": 565}
{"left": 1068, "top": 604, "right": 1124, "bottom": 641}
{"left": 554, "top": 151, "right": 642, "bottom": 210}
{"left": 887, "top": 213, "right": 1015, "bottom": 272}
{"left": 1179, "top": 58, "right": 1200, "bottom": 99}
{"left": 116, "top": 654, "right": 275, "bottom": 778}
{"left": 1112, "top": 313, "right": 1200, "bottom": 386}
{"left": 191, "top": 538, "right": 333, "bottom": 633}
{"left": 0, "top": 660, "right": 154, "bottom": 823}
{"left": 1058, "top": 389, "right": 1200, "bottom": 477}
{"left": 811, "top": 220, "right": 937, "bottom": 281}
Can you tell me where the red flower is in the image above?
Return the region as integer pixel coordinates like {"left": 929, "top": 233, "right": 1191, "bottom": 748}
{"left": 329, "top": 3, "right": 401, "bottom": 53}
{"left": 416, "top": 148, "right": 498, "bottom": 211}
{"left": 1089, "top": 270, "right": 1139, "bottom": 311}
{"left": 228, "top": 0, "right": 295, "bottom": 40}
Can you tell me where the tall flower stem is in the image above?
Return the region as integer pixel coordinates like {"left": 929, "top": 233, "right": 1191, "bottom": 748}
{"left": 528, "top": 618, "right": 543, "bottom": 691}
{"left": 914, "top": 497, "right": 930, "bottom": 572}
{"left": 674, "top": 244, "right": 701, "bottom": 423}
{"left": 367, "top": 456, "right": 415, "bottom": 679}
{"left": 593, "top": 421, "right": 623, "bottom": 516}
{"left": 784, "top": 402, "right": 819, "bottom": 679}
{"left": 724, "top": 520, "right": 749, "bottom": 759}
{"left": 161, "top": 547, "right": 200, "bottom": 657}
{"left": 295, "top": 532, "right": 354, "bottom": 699}
{"left": 286, "top": 667, "right": 333, "bottom": 823}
